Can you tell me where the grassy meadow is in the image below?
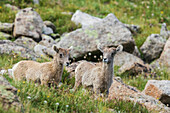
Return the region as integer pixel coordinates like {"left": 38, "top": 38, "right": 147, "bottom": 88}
{"left": 0, "top": 0, "right": 170, "bottom": 112}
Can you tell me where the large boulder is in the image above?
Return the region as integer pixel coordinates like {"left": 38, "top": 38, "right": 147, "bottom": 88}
{"left": 71, "top": 10, "right": 102, "bottom": 28}
{"left": 108, "top": 78, "right": 170, "bottom": 113}
{"left": 14, "top": 36, "right": 37, "bottom": 50}
{"left": 143, "top": 80, "right": 170, "bottom": 105}
{"left": 160, "top": 23, "right": 170, "bottom": 39}
{"left": 57, "top": 13, "right": 135, "bottom": 60}
{"left": 0, "top": 22, "right": 13, "bottom": 33}
{"left": 0, "top": 40, "right": 39, "bottom": 60}
{"left": 140, "top": 34, "right": 166, "bottom": 63}
{"left": 13, "top": 7, "right": 44, "bottom": 41}
{"left": 0, "top": 76, "right": 22, "bottom": 111}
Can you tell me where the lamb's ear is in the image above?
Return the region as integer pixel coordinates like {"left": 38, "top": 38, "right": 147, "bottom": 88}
{"left": 116, "top": 45, "right": 123, "bottom": 52}
{"left": 68, "top": 46, "right": 73, "bottom": 52}
{"left": 52, "top": 45, "right": 59, "bottom": 53}
{"left": 97, "top": 43, "right": 103, "bottom": 53}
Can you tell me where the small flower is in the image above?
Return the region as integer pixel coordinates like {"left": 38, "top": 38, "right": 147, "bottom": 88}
{"left": 44, "top": 100, "right": 47, "bottom": 104}
{"left": 88, "top": 53, "right": 91, "bottom": 56}
{"left": 66, "top": 105, "right": 69, "bottom": 108}
{"left": 27, "top": 96, "right": 31, "bottom": 99}
{"left": 151, "top": 13, "right": 154, "bottom": 16}
{"left": 23, "top": 81, "right": 25, "bottom": 84}
{"left": 56, "top": 103, "right": 59, "bottom": 105}
{"left": 17, "top": 89, "right": 20, "bottom": 93}
{"left": 0, "top": 6, "right": 2, "bottom": 9}
{"left": 47, "top": 95, "right": 50, "bottom": 98}
{"left": 161, "top": 11, "right": 164, "bottom": 14}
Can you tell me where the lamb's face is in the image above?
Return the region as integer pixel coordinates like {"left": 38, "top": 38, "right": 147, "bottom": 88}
{"left": 98, "top": 45, "right": 123, "bottom": 64}
{"left": 53, "top": 46, "right": 73, "bottom": 66}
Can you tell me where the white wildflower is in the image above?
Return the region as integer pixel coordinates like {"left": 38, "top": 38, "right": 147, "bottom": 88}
{"left": 66, "top": 105, "right": 69, "bottom": 108}
{"left": 27, "top": 96, "right": 31, "bottom": 99}
{"left": 44, "top": 100, "right": 47, "bottom": 104}
{"left": 56, "top": 103, "right": 59, "bottom": 105}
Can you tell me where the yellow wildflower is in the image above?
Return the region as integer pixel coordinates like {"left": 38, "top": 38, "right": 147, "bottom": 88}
{"left": 0, "top": 6, "right": 2, "bottom": 9}
{"left": 161, "top": 11, "right": 164, "bottom": 14}
{"left": 18, "top": 89, "right": 20, "bottom": 92}
{"left": 47, "top": 95, "right": 50, "bottom": 98}
{"left": 23, "top": 81, "right": 25, "bottom": 84}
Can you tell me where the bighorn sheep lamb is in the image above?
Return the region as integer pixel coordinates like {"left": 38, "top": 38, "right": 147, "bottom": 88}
{"left": 73, "top": 45, "right": 123, "bottom": 94}
{"left": 12, "top": 45, "right": 72, "bottom": 86}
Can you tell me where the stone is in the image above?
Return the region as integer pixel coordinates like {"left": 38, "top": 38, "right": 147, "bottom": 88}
{"left": 118, "top": 62, "right": 151, "bottom": 76}
{"left": 34, "top": 44, "right": 55, "bottom": 58}
{"left": 57, "top": 14, "right": 135, "bottom": 60}
{"left": 71, "top": 10, "right": 102, "bottom": 28}
{"left": 43, "top": 21, "right": 56, "bottom": 33}
{"left": 39, "top": 34, "right": 56, "bottom": 48}
{"left": 0, "top": 32, "right": 13, "bottom": 40}
{"left": 159, "top": 38, "right": 170, "bottom": 71}
{"left": 132, "top": 46, "right": 141, "bottom": 57}
{"left": 33, "top": 0, "right": 39, "bottom": 5}
{"left": 0, "top": 76, "right": 22, "bottom": 111}
{"left": 108, "top": 78, "right": 170, "bottom": 113}
{"left": 0, "top": 22, "right": 13, "bottom": 33}
{"left": 160, "top": 23, "right": 170, "bottom": 39}
{"left": 124, "top": 24, "right": 141, "bottom": 34}
{"left": 0, "top": 40, "right": 39, "bottom": 60}
{"left": 140, "top": 34, "right": 166, "bottom": 63}
{"left": 5, "top": 4, "right": 19, "bottom": 11}
{"left": 42, "top": 25, "right": 54, "bottom": 35}
{"left": 61, "top": 12, "right": 74, "bottom": 15}
{"left": 143, "top": 80, "right": 170, "bottom": 105}
{"left": 13, "top": 7, "right": 43, "bottom": 42}
{"left": 14, "top": 36, "right": 37, "bottom": 50}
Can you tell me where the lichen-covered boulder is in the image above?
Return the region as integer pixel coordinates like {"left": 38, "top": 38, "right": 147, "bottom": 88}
{"left": 13, "top": 7, "right": 43, "bottom": 41}
{"left": 0, "top": 76, "right": 22, "bottom": 111}
{"left": 57, "top": 13, "right": 135, "bottom": 60}
{"left": 0, "top": 22, "right": 13, "bottom": 33}
{"left": 39, "top": 34, "right": 56, "bottom": 48}
{"left": 140, "top": 34, "right": 166, "bottom": 63}
{"left": 143, "top": 80, "right": 170, "bottom": 105}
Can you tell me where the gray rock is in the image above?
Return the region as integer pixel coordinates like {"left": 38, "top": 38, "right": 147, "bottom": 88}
{"left": 124, "top": 24, "right": 141, "bottom": 34}
{"left": 0, "top": 76, "right": 22, "bottom": 111}
{"left": 14, "top": 36, "right": 37, "bottom": 50}
{"left": 140, "top": 34, "right": 166, "bottom": 63}
{"left": 42, "top": 25, "right": 54, "bottom": 35}
{"left": 132, "top": 46, "right": 141, "bottom": 57}
{"left": 33, "top": 0, "right": 39, "bottom": 5}
{"left": 160, "top": 23, "right": 170, "bottom": 39}
{"left": 0, "top": 22, "right": 13, "bottom": 33}
{"left": 159, "top": 37, "right": 170, "bottom": 71}
{"left": 61, "top": 12, "right": 73, "bottom": 15}
{"left": 0, "top": 40, "right": 39, "bottom": 60}
{"left": 39, "top": 34, "right": 56, "bottom": 48}
{"left": 0, "top": 32, "right": 13, "bottom": 40}
{"left": 71, "top": 10, "right": 102, "bottom": 28}
{"left": 5, "top": 4, "right": 19, "bottom": 11}
{"left": 13, "top": 7, "right": 43, "bottom": 42}
{"left": 58, "top": 13, "right": 135, "bottom": 60}
{"left": 34, "top": 44, "right": 55, "bottom": 58}
{"left": 43, "top": 21, "right": 56, "bottom": 33}
{"left": 143, "top": 80, "right": 170, "bottom": 105}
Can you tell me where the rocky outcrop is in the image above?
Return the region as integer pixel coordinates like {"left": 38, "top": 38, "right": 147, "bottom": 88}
{"left": 0, "top": 76, "right": 22, "bottom": 111}
{"left": 14, "top": 36, "right": 37, "bottom": 50}
{"left": 39, "top": 34, "right": 56, "bottom": 48}
{"left": 143, "top": 80, "right": 170, "bottom": 105}
{"left": 13, "top": 7, "right": 44, "bottom": 41}
{"left": 140, "top": 34, "right": 166, "bottom": 63}
{"left": 58, "top": 13, "right": 135, "bottom": 60}
{"left": 108, "top": 78, "right": 170, "bottom": 113}
{"left": 0, "top": 40, "right": 39, "bottom": 60}
{"left": 0, "top": 22, "right": 13, "bottom": 33}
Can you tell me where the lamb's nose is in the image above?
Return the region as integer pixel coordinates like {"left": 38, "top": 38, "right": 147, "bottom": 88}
{"left": 103, "top": 58, "right": 108, "bottom": 63}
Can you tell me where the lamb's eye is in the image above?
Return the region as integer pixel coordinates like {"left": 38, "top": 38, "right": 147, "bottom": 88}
{"left": 60, "top": 54, "right": 63, "bottom": 58}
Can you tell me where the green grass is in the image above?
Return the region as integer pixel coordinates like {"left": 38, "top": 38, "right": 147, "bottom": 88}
{"left": 0, "top": 54, "right": 149, "bottom": 113}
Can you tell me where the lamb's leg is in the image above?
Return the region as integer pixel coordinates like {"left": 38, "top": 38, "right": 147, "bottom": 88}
{"left": 73, "top": 74, "right": 82, "bottom": 91}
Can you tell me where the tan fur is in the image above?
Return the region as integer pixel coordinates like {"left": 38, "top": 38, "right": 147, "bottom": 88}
{"left": 74, "top": 45, "right": 123, "bottom": 94}
{"left": 12, "top": 46, "right": 71, "bottom": 86}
